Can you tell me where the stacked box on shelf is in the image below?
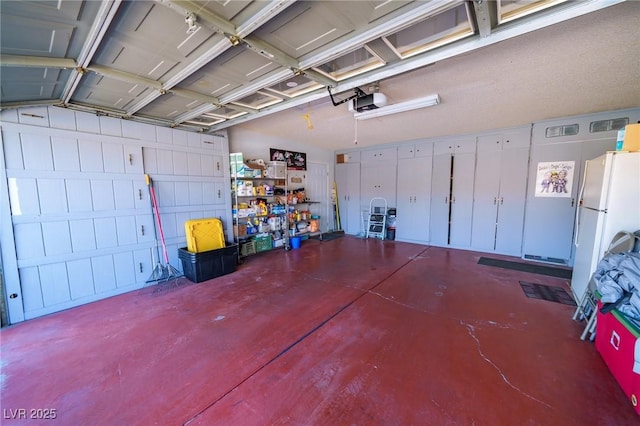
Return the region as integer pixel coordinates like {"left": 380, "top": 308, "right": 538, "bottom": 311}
{"left": 241, "top": 241, "right": 256, "bottom": 257}
{"left": 266, "top": 161, "right": 287, "bottom": 179}
{"left": 230, "top": 152, "right": 245, "bottom": 177}
{"left": 270, "top": 204, "right": 286, "bottom": 215}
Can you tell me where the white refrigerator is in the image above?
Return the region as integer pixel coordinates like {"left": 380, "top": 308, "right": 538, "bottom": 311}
{"left": 571, "top": 151, "right": 640, "bottom": 303}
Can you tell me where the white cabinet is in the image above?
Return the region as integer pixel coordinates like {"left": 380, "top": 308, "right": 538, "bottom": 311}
{"left": 471, "top": 128, "right": 530, "bottom": 255}
{"left": 430, "top": 138, "right": 476, "bottom": 248}
{"left": 360, "top": 147, "right": 398, "bottom": 162}
{"left": 360, "top": 164, "right": 397, "bottom": 208}
{"left": 398, "top": 141, "right": 433, "bottom": 159}
{"left": 335, "top": 162, "right": 361, "bottom": 235}
{"left": 396, "top": 142, "right": 432, "bottom": 243}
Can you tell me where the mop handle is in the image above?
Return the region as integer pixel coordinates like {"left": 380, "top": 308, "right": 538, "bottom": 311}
{"left": 146, "top": 175, "right": 170, "bottom": 264}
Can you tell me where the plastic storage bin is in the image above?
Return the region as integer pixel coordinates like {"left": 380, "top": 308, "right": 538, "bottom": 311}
{"left": 184, "top": 218, "right": 225, "bottom": 253}
{"left": 254, "top": 235, "right": 273, "bottom": 252}
{"left": 178, "top": 243, "right": 238, "bottom": 283}
{"left": 596, "top": 300, "right": 640, "bottom": 414}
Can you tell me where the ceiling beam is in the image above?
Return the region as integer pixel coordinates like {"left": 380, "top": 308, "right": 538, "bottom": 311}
{"left": 62, "top": 0, "right": 122, "bottom": 104}
{"left": 0, "top": 55, "right": 76, "bottom": 69}
{"left": 472, "top": 0, "right": 493, "bottom": 38}
{"left": 88, "top": 64, "right": 164, "bottom": 91}
{"left": 169, "top": 87, "right": 220, "bottom": 105}
{"left": 0, "top": 99, "right": 60, "bottom": 109}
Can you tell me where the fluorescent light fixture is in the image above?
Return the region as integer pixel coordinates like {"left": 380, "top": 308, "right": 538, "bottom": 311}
{"left": 354, "top": 94, "right": 440, "bottom": 120}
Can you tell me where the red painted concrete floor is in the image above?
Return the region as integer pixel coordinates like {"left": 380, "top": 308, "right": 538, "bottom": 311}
{"left": 1, "top": 237, "right": 637, "bottom": 425}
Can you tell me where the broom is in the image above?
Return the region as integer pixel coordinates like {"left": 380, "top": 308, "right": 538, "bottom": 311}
{"left": 145, "top": 174, "right": 182, "bottom": 283}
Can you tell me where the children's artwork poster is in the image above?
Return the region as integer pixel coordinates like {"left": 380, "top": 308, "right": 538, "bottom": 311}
{"left": 270, "top": 148, "right": 307, "bottom": 170}
{"left": 535, "top": 161, "right": 575, "bottom": 197}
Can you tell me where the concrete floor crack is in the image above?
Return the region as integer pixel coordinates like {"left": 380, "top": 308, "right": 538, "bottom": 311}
{"left": 460, "top": 321, "right": 552, "bottom": 409}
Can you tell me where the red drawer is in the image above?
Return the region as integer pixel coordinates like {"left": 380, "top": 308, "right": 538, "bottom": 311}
{"left": 596, "top": 301, "right": 640, "bottom": 414}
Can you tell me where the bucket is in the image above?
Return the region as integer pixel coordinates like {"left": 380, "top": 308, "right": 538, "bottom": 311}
{"left": 291, "top": 236, "right": 301, "bottom": 250}
{"left": 386, "top": 227, "right": 396, "bottom": 240}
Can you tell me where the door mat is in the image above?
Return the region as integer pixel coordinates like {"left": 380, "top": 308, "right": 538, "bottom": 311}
{"left": 478, "top": 257, "right": 572, "bottom": 279}
{"left": 519, "top": 281, "right": 576, "bottom": 306}
{"left": 316, "top": 231, "right": 345, "bottom": 242}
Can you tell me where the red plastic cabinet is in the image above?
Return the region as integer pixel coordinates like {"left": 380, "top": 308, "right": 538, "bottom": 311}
{"left": 596, "top": 301, "right": 640, "bottom": 415}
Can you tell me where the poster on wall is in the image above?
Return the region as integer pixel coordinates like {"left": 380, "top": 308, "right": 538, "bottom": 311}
{"left": 534, "top": 160, "right": 575, "bottom": 197}
{"left": 270, "top": 148, "right": 307, "bottom": 170}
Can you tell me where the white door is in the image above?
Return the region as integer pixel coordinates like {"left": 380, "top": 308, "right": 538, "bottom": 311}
{"left": 306, "top": 162, "right": 330, "bottom": 233}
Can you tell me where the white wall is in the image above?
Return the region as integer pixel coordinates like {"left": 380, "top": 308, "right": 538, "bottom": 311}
{"left": 228, "top": 126, "right": 334, "bottom": 166}
{"left": 0, "top": 106, "right": 231, "bottom": 323}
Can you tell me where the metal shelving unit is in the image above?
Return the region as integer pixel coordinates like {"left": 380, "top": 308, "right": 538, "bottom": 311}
{"left": 231, "top": 173, "right": 289, "bottom": 261}
{"left": 288, "top": 200, "right": 322, "bottom": 238}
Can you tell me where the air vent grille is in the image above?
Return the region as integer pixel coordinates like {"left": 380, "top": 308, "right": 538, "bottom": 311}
{"left": 589, "top": 117, "right": 629, "bottom": 133}
{"left": 545, "top": 124, "right": 579, "bottom": 138}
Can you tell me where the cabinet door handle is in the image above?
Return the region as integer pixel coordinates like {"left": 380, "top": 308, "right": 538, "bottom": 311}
{"left": 139, "top": 189, "right": 143, "bottom": 200}
{"left": 217, "top": 189, "right": 221, "bottom": 199}
{"left": 141, "top": 225, "right": 145, "bottom": 236}
{"left": 445, "top": 197, "right": 448, "bottom": 204}
{"left": 216, "top": 161, "right": 220, "bottom": 171}
{"left": 500, "top": 197, "right": 504, "bottom": 205}
{"left": 139, "top": 262, "right": 143, "bottom": 273}
{"left": 129, "top": 154, "right": 133, "bottom": 165}
{"left": 493, "top": 197, "right": 497, "bottom": 205}
{"left": 571, "top": 198, "right": 575, "bottom": 207}
{"left": 452, "top": 197, "right": 456, "bottom": 204}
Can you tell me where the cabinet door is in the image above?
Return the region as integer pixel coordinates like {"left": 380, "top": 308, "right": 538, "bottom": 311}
{"left": 414, "top": 141, "right": 433, "bottom": 158}
{"left": 471, "top": 135, "right": 502, "bottom": 251}
{"left": 361, "top": 147, "right": 398, "bottom": 162}
{"left": 397, "top": 144, "right": 416, "bottom": 159}
{"left": 522, "top": 142, "right": 582, "bottom": 261}
{"left": 361, "top": 164, "right": 397, "bottom": 207}
{"left": 430, "top": 153, "right": 451, "bottom": 246}
{"left": 336, "top": 163, "right": 361, "bottom": 235}
{"left": 396, "top": 157, "right": 431, "bottom": 243}
{"left": 449, "top": 152, "right": 475, "bottom": 248}
{"left": 495, "top": 145, "right": 529, "bottom": 255}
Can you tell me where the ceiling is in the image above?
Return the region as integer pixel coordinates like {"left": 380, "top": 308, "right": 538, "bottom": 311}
{"left": 1, "top": 0, "right": 639, "bottom": 151}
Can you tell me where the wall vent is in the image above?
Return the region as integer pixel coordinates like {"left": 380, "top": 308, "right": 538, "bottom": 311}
{"left": 589, "top": 117, "right": 629, "bottom": 133}
{"left": 545, "top": 124, "right": 579, "bottom": 138}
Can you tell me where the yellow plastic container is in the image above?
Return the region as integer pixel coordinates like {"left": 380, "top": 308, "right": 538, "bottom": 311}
{"left": 185, "top": 218, "right": 225, "bottom": 253}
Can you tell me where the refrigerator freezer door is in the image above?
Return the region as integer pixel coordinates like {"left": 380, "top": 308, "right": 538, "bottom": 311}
{"left": 581, "top": 153, "right": 611, "bottom": 211}
{"left": 571, "top": 206, "right": 606, "bottom": 302}
{"left": 599, "top": 152, "right": 640, "bottom": 260}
